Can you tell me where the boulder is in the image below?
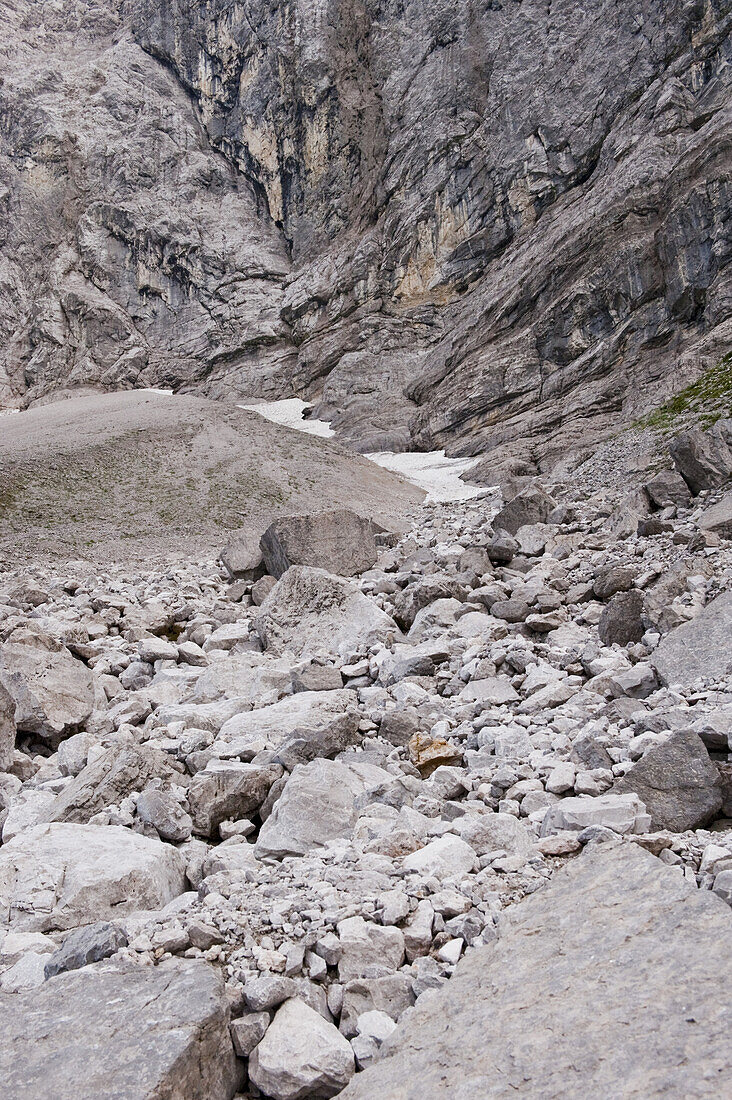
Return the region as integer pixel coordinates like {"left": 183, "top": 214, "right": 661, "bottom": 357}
{"left": 291, "top": 663, "right": 344, "bottom": 693}
{"left": 135, "top": 789, "right": 193, "bottom": 842}
{"left": 540, "top": 793, "right": 650, "bottom": 836}
{"left": 254, "top": 567, "right": 397, "bottom": 660}
{"left": 613, "top": 729, "right": 722, "bottom": 831}
{"left": 669, "top": 422, "right": 732, "bottom": 494}
{"left": 402, "top": 836, "right": 478, "bottom": 881}
{"left": 260, "top": 509, "right": 377, "bottom": 579}
{"left": 0, "top": 627, "right": 94, "bottom": 746}
{"left": 48, "top": 740, "right": 183, "bottom": 824}
{"left": 339, "top": 975, "right": 415, "bottom": 1039}
{"left": 461, "top": 677, "right": 519, "bottom": 705}
{"left": 252, "top": 574, "right": 278, "bottom": 605}
{"left": 493, "top": 485, "right": 556, "bottom": 535}
{"left": 44, "top": 921, "right": 128, "bottom": 979}
{"left": 337, "top": 845, "right": 732, "bottom": 1099}
{"left": 392, "top": 579, "right": 460, "bottom": 631}
{"left": 0, "top": 823, "right": 186, "bottom": 931}
{"left": 0, "top": 959, "right": 241, "bottom": 1100}
{"left": 454, "top": 812, "right": 534, "bottom": 859}
{"left": 255, "top": 760, "right": 378, "bottom": 860}
{"left": 218, "top": 689, "right": 358, "bottom": 764}
{"left": 598, "top": 590, "right": 645, "bottom": 646}
{"left": 592, "top": 565, "right": 637, "bottom": 600}
{"left": 644, "top": 469, "right": 692, "bottom": 509}
{"left": 485, "top": 530, "right": 518, "bottom": 564}
{"left": 0, "top": 680, "right": 16, "bottom": 771}
{"left": 698, "top": 490, "right": 732, "bottom": 540}
{"left": 230, "top": 1011, "right": 270, "bottom": 1056}
{"left": 248, "top": 997, "right": 355, "bottom": 1100}
{"left": 220, "top": 527, "right": 265, "bottom": 581}
{"left": 191, "top": 651, "right": 293, "bottom": 706}
{"left": 652, "top": 591, "right": 732, "bottom": 688}
{"left": 188, "top": 761, "right": 282, "bottom": 837}
{"left": 337, "top": 917, "right": 405, "bottom": 982}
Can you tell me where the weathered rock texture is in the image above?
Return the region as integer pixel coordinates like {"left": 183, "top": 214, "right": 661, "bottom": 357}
{"left": 339, "top": 844, "right": 732, "bottom": 1099}
{"left": 3, "top": 2, "right": 732, "bottom": 471}
{"left": 0, "top": 959, "right": 241, "bottom": 1100}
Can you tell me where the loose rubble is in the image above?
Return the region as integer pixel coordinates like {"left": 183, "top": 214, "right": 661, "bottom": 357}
{"left": 1, "top": 422, "right": 731, "bottom": 1097}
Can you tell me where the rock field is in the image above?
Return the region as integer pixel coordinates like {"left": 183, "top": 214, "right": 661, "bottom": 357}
{"left": 1, "top": 415, "right": 732, "bottom": 1098}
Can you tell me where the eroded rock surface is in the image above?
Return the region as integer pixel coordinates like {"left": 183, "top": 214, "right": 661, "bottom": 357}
{"left": 0, "top": 959, "right": 241, "bottom": 1100}
{"left": 339, "top": 844, "right": 732, "bottom": 1099}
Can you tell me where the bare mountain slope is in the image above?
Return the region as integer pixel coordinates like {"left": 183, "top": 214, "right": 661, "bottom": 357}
{"left": 0, "top": 392, "right": 423, "bottom": 563}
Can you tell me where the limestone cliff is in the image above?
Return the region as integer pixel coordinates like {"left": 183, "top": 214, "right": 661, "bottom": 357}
{"left": 3, "top": 0, "right": 732, "bottom": 475}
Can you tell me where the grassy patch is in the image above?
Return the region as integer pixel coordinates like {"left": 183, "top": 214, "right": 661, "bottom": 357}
{"left": 634, "top": 353, "right": 732, "bottom": 433}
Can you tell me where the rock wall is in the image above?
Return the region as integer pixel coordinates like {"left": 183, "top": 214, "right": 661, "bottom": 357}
{"left": 3, "top": 0, "right": 732, "bottom": 471}
{"left": 0, "top": 1, "right": 294, "bottom": 407}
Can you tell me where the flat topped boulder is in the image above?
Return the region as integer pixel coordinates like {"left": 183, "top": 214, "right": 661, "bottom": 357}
{"left": 0, "top": 823, "right": 186, "bottom": 931}
{"left": 0, "top": 958, "right": 240, "bottom": 1100}
{"left": 652, "top": 591, "right": 732, "bottom": 689}
{"left": 339, "top": 844, "right": 732, "bottom": 1099}
{"left": 260, "top": 509, "right": 378, "bottom": 578}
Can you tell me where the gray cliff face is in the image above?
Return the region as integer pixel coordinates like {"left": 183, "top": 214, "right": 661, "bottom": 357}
{"left": 3, "top": 0, "right": 732, "bottom": 471}
{"left": 0, "top": 1, "right": 294, "bottom": 407}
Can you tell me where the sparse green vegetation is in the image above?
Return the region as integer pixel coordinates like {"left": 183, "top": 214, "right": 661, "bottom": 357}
{"left": 634, "top": 354, "right": 732, "bottom": 433}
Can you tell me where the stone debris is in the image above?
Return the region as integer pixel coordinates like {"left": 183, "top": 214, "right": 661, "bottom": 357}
{"left": 338, "top": 845, "right": 732, "bottom": 1098}
{"left": 0, "top": 452, "right": 731, "bottom": 1097}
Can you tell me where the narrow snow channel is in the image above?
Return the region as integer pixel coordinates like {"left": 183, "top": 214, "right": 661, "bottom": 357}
{"left": 241, "top": 398, "right": 486, "bottom": 503}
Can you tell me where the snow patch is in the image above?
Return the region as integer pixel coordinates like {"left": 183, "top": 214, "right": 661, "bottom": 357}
{"left": 143, "top": 387, "right": 175, "bottom": 396}
{"left": 241, "top": 397, "right": 486, "bottom": 503}
{"left": 239, "top": 398, "right": 335, "bottom": 438}
{"left": 366, "top": 450, "right": 485, "bottom": 503}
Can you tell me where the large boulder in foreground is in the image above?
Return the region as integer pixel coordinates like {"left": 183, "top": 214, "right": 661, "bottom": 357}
{"left": 260, "top": 509, "right": 378, "bottom": 579}
{"left": 652, "top": 591, "right": 732, "bottom": 688}
{"left": 254, "top": 567, "right": 398, "bottom": 660}
{"left": 0, "top": 959, "right": 241, "bottom": 1100}
{"left": 249, "top": 996, "right": 355, "bottom": 1100}
{"left": 613, "top": 729, "right": 722, "bottom": 832}
{"left": 0, "top": 627, "right": 94, "bottom": 746}
{"left": 0, "top": 823, "right": 186, "bottom": 931}
{"left": 339, "top": 844, "right": 732, "bottom": 1099}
